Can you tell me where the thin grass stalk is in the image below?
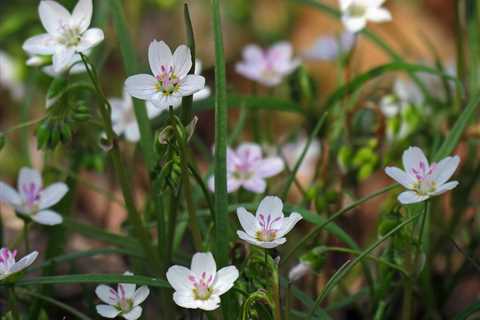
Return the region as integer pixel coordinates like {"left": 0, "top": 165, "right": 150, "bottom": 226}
{"left": 211, "top": 0, "right": 235, "bottom": 316}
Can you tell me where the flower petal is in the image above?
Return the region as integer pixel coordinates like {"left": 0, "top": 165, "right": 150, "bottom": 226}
{"left": 238, "top": 231, "right": 285, "bottom": 248}
{"left": 431, "top": 155, "right": 460, "bottom": 186}
{"left": 22, "top": 34, "right": 57, "bottom": 55}
{"left": 10, "top": 251, "right": 38, "bottom": 273}
{"left": 133, "top": 286, "right": 150, "bottom": 306}
{"left": 125, "top": 74, "right": 158, "bottom": 100}
{"left": 39, "top": 0, "right": 71, "bottom": 36}
{"left": 32, "top": 210, "right": 63, "bottom": 225}
{"left": 96, "top": 304, "right": 120, "bottom": 318}
{"left": 236, "top": 207, "right": 257, "bottom": 236}
{"left": 0, "top": 182, "right": 22, "bottom": 207}
{"left": 191, "top": 252, "right": 216, "bottom": 278}
{"left": 431, "top": 181, "right": 459, "bottom": 196}
{"left": 122, "top": 306, "right": 142, "bottom": 320}
{"left": 397, "top": 191, "right": 428, "bottom": 204}
{"left": 166, "top": 266, "right": 195, "bottom": 292}
{"left": 124, "top": 123, "right": 141, "bottom": 143}
{"left": 256, "top": 158, "right": 284, "bottom": 178}
{"left": 71, "top": 0, "right": 92, "bottom": 32}
{"left": 149, "top": 94, "right": 182, "bottom": 110}
{"left": 242, "top": 44, "right": 264, "bottom": 63}
{"left": 366, "top": 7, "right": 392, "bottom": 22}
{"left": 39, "top": 182, "right": 68, "bottom": 209}
{"left": 342, "top": 16, "right": 367, "bottom": 33}
{"left": 385, "top": 167, "right": 416, "bottom": 188}
{"left": 197, "top": 296, "right": 221, "bottom": 311}
{"left": 256, "top": 196, "right": 284, "bottom": 221}
{"left": 242, "top": 178, "right": 266, "bottom": 193}
{"left": 213, "top": 266, "right": 239, "bottom": 296}
{"left": 18, "top": 167, "right": 42, "bottom": 196}
{"left": 172, "top": 291, "right": 198, "bottom": 309}
{"left": 402, "top": 146, "right": 429, "bottom": 176}
{"left": 77, "top": 28, "right": 104, "bottom": 52}
{"left": 148, "top": 40, "right": 172, "bottom": 76}
{"left": 53, "top": 47, "right": 76, "bottom": 73}
{"left": 177, "top": 75, "right": 206, "bottom": 96}
{"left": 236, "top": 143, "right": 262, "bottom": 163}
{"left": 118, "top": 281, "right": 137, "bottom": 300}
{"left": 277, "top": 212, "right": 303, "bottom": 238}
{"left": 95, "top": 285, "right": 118, "bottom": 305}
{"left": 173, "top": 45, "right": 192, "bottom": 79}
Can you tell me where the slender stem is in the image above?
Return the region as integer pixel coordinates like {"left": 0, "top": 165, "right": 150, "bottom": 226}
{"left": 166, "top": 189, "right": 180, "bottom": 265}
{"left": 285, "top": 283, "right": 291, "bottom": 320}
{"left": 272, "top": 263, "right": 282, "bottom": 320}
{"left": 79, "top": 54, "right": 160, "bottom": 273}
{"left": 8, "top": 286, "right": 20, "bottom": 320}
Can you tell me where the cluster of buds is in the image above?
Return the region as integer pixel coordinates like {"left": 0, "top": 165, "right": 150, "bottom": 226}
{"left": 153, "top": 112, "right": 198, "bottom": 190}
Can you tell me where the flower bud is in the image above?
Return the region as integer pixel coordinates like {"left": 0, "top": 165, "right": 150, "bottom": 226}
{"left": 288, "top": 262, "right": 311, "bottom": 282}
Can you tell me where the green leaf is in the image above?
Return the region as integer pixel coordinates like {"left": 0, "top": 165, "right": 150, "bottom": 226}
{"left": 433, "top": 93, "right": 480, "bottom": 161}
{"left": 193, "top": 95, "right": 304, "bottom": 114}
{"left": 453, "top": 300, "right": 480, "bottom": 320}
{"left": 15, "top": 274, "right": 170, "bottom": 288}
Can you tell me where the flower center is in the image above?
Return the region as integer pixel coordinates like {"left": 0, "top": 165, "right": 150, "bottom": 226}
{"left": 58, "top": 26, "right": 82, "bottom": 47}
{"left": 21, "top": 183, "right": 41, "bottom": 212}
{"left": 117, "top": 298, "right": 133, "bottom": 313}
{"left": 189, "top": 272, "right": 214, "bottom": 301}
{"left": 155, "top": 66, "right": 180, "bottom": 96}
{"left": 411, "top": 161, "right": 437, "bottom": 195}
{"left": 256, "top": 213, "right": 281, "bottom": 242}
{"left": 347, "top": 4, "right": 367, "bottom": 17}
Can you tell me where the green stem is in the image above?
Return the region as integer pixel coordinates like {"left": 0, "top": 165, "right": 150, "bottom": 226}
{"left": 211, "top": 0, "right": 234, "bottom": 315}
{"left": 272, "top": 264, "right": 282, "bottom": 320}
{"left": 23, "top": 222, "right": 30, "bottom": 252}
{"left": 8, "top": 286, "right": 20, "bottom": 320}
{"left": 79, "top": 54, "right": 160, "bottom": 273}
{"left": 281, "top": 184, "right": 399, "bottom": 266}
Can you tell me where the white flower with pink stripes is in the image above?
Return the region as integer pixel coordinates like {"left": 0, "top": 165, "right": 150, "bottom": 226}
{"left": 236, "top": 196, "right": 303, "bottom": 248}
{"left": 95, "top": 271, "right": 150, "bottom": 319}
{"left": 0, "top": 248, "right": 38, "bottom": 281}
{"left": 385, "top": 146, "right": 460, "bottom": 204}
{"left": 166, "top": 252, "right": 239, "bottom": 311}
{"left": 0, "top": 167, "right": 68, "bottom": 225}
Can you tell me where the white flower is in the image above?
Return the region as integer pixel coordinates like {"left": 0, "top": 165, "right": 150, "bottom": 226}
{"left": 95, "top": 271, "right": 150, "bottom": 320}
{"left": 304, "top": 32, "right": 356, "bottom": 61}
{"left": 282, "top": 137, "right": 321, "bottom": 187}
{"left": 380, "top": 78, "right": 423, "bottom": 118}
{"left": 109, "top": 90, "right": 162, "bottom": 143}
{"left": 0, "top": 167, "right": 68, "bottom": 225}
{"left": 0, "top": 51, "right": 25, "bottom": 100}
{"left": 166, "top": 252, "right": 239, "bottom": 311}
{"left": 125, "top": 40, "right": 206, "bottom": 111}
{"left": 22, "top": 0, "right": 104, "bottom": 73}
{"left": 235, "top": 42, "right": 300, "bottom": 87}
{"left": 385, "top": 146, "right": 460, "bottom": 204}
{"left": 236, "top": 196, "right": 303, "bottom": 249}
{"left": 0, "top": 248, "right": 38, "bottom": 281}
{"left": 208, "top": 143, "right": 284, "bottom": 193}
{"left": 288, "top": 262, "right": 311, "bottom": 282}
{"left": 339, "top": 0, "right": 392, "bottom": 33}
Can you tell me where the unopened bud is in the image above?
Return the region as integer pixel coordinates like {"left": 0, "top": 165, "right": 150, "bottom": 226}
{"left": 288, "top": 262, "right": 311, "bottom": 282}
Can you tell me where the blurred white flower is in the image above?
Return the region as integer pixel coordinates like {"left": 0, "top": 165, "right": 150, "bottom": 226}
{"left": 22, "top": 0, "right": 104, "bottom": 73}
{"left": 235, "top": 42, "right": 300, "bottom": 87}
{"left": 125, "top": 40, "right": 205, "bottom": 111}
{"left": 166, "top": 252, "right": 239, "bottom": 311}
{"left": 304, "top": 32, "right": 356, "bottom": 61}
{"left": 339, "top": 0, "right": 392, "bottom": 33}
{"left": 0, "top": 167, "right": 68, "bottom": 225}
{"left": 380, "top": 78, "right": 423, "bottom": 118}
{"left": 208, "top": 143, "right": 284, "bottom": 193}
{"left": 109, "top": 90, "right": 162, "bottom": 143}
{"left": 236, "top": 196, "right": 303, "bottom": 249}
{"left": 0, "top": 51, "right": 25, "bottom": 100}
{"left": 0, "top": 248, "right": 38, "bottom": 281}
{"left": 282, "top": 137, "right": 321, "bottom": 187}
{"left": 385, "top": 146, "right": 460, "bottom": 204}
{"left": 288, "top": 261, "right": 311, "bottom": 282}
{"left": 95, "top": 271, "right": 150, "bottom": 320}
